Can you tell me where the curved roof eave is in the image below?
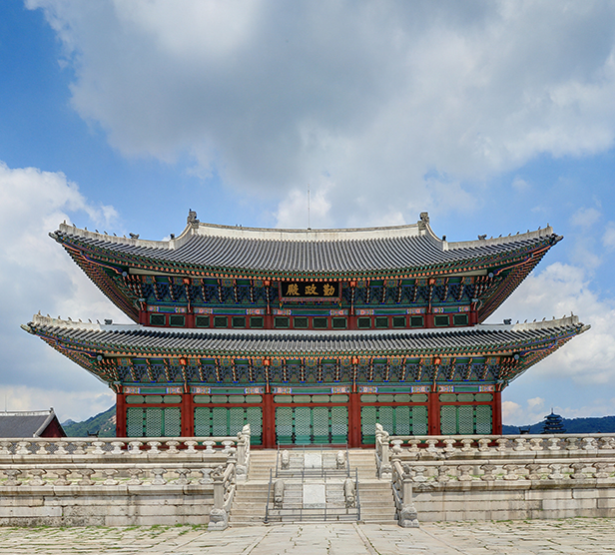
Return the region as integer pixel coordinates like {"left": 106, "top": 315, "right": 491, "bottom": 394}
{"left": 52, "top": 213, "right": 559, "bottom": 277}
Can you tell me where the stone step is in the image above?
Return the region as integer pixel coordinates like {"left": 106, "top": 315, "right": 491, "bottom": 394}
{"left": 232, "top": 448, "right": 394, "bottom": 525}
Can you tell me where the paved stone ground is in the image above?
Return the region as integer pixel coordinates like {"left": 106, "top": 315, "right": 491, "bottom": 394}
{"left": 0, "top": 519, "right": 614, "bottom": 554}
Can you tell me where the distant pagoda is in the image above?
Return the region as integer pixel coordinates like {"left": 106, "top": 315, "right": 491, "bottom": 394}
{"left": 23, "top": 211, "right": 588, "bottom": 446}
{"left": 542, "top": 410, "right": 566, "bottom": 434}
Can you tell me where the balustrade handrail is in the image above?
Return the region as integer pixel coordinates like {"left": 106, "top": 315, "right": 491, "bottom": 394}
{"left": 0, "top": 427, "right": 251, "bottom": 464}
{"left": 391, "top": 459, "right": 615, "bottom": 484}
{"left": 374, "top": 425, "right": 615, "bottom": 474}
{"left": 391, "top": 459, "right": 405, "bottom": 510}
{"left": 0, "top": 465, "right": 221, "bottom": 487}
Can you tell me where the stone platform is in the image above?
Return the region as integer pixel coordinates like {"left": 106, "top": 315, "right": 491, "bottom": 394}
{"left": 0, "top": 519, "right": 612, "bottom": 554}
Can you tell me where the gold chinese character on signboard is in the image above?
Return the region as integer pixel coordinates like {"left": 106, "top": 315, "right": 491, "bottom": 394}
{"left": 286, "top": 284, "right": 299, "bottom": 296}
{"left": 304, "top": 284, "right": 318, "bottom": 295}
{"left": 323, "top": 283, "right": 335, "bottom": 296}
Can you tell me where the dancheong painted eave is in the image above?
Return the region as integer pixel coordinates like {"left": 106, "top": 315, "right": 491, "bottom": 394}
{"left": 50, "top": 211, "right": 561, "bottom": 279}
{"left": 22, "top": 314, "right": 588, "bottom": 388}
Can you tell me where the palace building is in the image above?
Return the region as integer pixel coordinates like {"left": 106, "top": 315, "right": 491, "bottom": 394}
{"left": 23, "top": 211, "right": 588, "bottom": 447}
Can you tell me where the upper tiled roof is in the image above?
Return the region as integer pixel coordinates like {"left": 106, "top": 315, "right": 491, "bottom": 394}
{"left": 24, "top": 314, "right": 587, "bottom": 358}
{"left": 52, "top": 212, "right": 560, "bottom": 275}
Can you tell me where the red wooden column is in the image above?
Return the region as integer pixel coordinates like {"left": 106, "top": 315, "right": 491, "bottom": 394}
{"left": 116, "top": 392, "right": 127, "bottom": 437}
{"left": 493, "top": 389, "right": 502, "bottom": 435}
{"left": 185, "top": 313, "right": 195, "bottom": 328}
{"left": 348, "top": 391, "right": 361, "bottom": 447}
{"left": 182, "top": 392, "right": 194, "bottom": 437}
{"left": 469, "top": 309, "right": 479, "bottom": 326}
{"left": 139, "top": 310, "right": 148, "bottom": 325}
{"left": 428, "top": 389, "right": 440, "bottom": 435}
{"left": 262, "top": 392, "right": 276, "bottom": 448}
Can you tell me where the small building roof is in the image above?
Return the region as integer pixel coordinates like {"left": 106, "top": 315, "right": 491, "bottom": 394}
{"left": 0, "top": 408, "right": 63, "bottom": 438}
{"left": 51, "top": 213, "right": 560, "bottom": 277}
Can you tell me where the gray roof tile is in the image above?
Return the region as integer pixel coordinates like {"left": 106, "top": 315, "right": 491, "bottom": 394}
{"left": 27, "top": 315, "right": 587, "bottom": 357}
{"left": 54, "top": 220, "right": 559, "bottom": 274}
{"left": 0, "top": 410, "right": 58, "bottom": 438}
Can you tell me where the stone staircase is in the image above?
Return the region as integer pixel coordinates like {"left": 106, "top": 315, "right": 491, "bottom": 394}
{"left": 349, "top": 449, "right": 397, "bottom": 524}
{"left": 229, "top": 448, "right": 396, "bottom": 526}
{"left": 228, "top": 450, "right": 275, "bottom": 526}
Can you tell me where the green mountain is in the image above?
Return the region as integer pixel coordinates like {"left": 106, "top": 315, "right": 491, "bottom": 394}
{"left": 62, "top": 405, "right": 116, "bottom": 437}
{"left": 503, "top": 415, "right": 615, "bottom": 435}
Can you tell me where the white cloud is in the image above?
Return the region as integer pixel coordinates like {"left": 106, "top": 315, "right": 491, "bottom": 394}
{"left": 527, "top": 397, "right": 545, "bottom": 411}
{"left": 570, "top": 206, "right": 601, "bottom": 227}
{"left": 502, "top": 400, "right": 521, "bottom": 422}
{"left": 0, "top": 385, "right": 114, "bottom": 424}
{"left": 603, "top": 222, "right": 615, "bottom": 249}
{"left": 25, "top": 1, "right": 615, "bottom": 225}
{"left": 0, "top": 162, "right": 126, "bottom": 421}
{"left": 502, "top": 398, "right": 548, "bottom": 426}
{"left": 512, "top": 176, "right": 530, "bottom": 192}
{"left": 491, "top": 261, "right": 615, "bottom": 386}
{"left": 275, "top": 182, "right": 333, "bottom": 230}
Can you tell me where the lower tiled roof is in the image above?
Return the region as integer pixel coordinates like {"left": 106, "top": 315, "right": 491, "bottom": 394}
{"left": 24, "top": 315, "right": 588, "bottom": 358}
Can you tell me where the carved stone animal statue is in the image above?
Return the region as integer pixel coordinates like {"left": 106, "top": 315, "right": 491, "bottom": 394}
{"left": 344, "top": 478, "right": 356, "bottom": 508}
{"left": 274, "top": 479, "right": 285, "bottom": 508}
{"left": 336, "top": 450, "right": 345, "bottom": 469}
{"left": 281, "top": 450, "right": 290, "bottom": 469}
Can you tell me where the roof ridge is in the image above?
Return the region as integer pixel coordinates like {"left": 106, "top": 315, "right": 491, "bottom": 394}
{"left": 0, "top": 409, "right": 54, "bottom": 416}
{"left": 509, "top": 314, "right": 587, "bottom": 332}
{"left": 24, "top": 314, "right": 586, "bottom": 336}
{"left": 446, "top": 226, "right": 558, "bottom": 250}
{"left": 24, "top": 314, "right": 103, "bottom": 332}
{"left": 56, "top": 217, "right": 556, "bottom": 255}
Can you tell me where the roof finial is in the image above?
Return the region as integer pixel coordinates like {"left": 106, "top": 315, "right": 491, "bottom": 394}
{"left": 418, "top": 212, "right": 429, "bottom": 232}
{"left": 187, "top": 209, "right": 199, "bottom": 225}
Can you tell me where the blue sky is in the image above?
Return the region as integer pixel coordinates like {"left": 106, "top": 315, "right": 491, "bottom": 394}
{"left": 2, "top": 1, "right": 615, "bottom": 424}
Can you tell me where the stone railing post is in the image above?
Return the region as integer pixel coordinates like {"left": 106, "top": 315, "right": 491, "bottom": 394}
{"left": 399, "top": 468, "right": 419, "bottom": 528}
{"left": 209, "top": 465, "right": 229, "bottom": 530}
{"left": 235, "top": 425, "right": 250, "bottom": 483}
{"left": 376, "top": 424, "right": 391, "bottom": 479}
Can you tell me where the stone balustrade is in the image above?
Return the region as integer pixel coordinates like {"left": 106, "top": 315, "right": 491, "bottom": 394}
{"left": 0, "top": 465, "right": 220, "bottom": 487}
{"left": 0, "top": 426, "right": 250, "bottom": 527}
{"left": 377, "top": 424, "right": 615, "bottom": 523}
{"left": 0, "top": 433, "right": 247, "bottom": 460}
{"left": 375, "top": 424, "right": 615, "bottom": 469}
{"left": 398, "top": 459, "right": 615, "bottom": 485}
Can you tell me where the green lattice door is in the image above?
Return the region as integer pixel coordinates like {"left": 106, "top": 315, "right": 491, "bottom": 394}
{"left": 440, "top": 405, "right": 492, "bottom": 434}
{"left": 193, "top": 407, "right": 262, "bottom": 445}
{"left": 275, "top": 406, "right": 348, "bottom": 445}
{"left": 126, "top": 407, "right": 181, "bottom": 437}
{"left": 361, "top": 405, "right": 428, "bottom": 444}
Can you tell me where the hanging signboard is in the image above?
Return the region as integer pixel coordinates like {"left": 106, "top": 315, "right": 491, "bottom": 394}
{"left": 279, "top": 281, "right": 340, "bottom": 301}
